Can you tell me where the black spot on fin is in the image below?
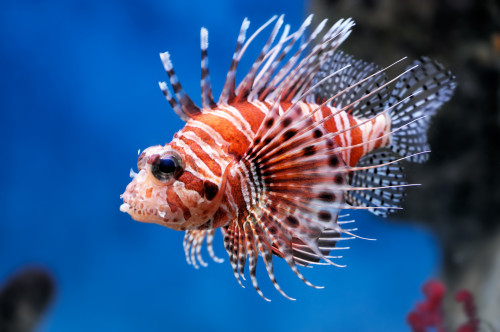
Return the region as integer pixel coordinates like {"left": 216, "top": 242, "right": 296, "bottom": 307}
{"left": 228, "top": 95, "right": 353, "bottom": 287}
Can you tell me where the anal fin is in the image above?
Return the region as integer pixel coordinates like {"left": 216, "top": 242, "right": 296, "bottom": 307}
{"left": 345, "top": 149, "right": 408, "bottom": 217}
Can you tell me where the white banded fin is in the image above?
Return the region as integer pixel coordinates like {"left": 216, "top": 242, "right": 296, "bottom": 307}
{"left": 200, "top": 27, "right": 216, "bottom": 109}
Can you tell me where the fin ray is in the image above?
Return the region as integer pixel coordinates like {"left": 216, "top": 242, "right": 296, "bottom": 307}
{"left": 387, "top": 57, "right": 456, "bottom": 162}
{"left": 345, "top": 149, "right": 407, "bottom": 217}
{"left": 159, "top": 52, "right": 201, "bottom": 119}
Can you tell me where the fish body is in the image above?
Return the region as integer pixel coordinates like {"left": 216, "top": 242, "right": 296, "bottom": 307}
{"left": 120, "top": 15, "right": 455, "bottom": 300}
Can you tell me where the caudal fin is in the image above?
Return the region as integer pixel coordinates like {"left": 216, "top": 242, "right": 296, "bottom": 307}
{"left": 387, "top": 57, "right": 456, "bottom": 163}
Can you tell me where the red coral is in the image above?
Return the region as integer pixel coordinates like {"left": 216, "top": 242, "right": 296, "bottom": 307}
{"left": 407, "top": 280, "right": 446, "bottom": 332}
{"left": 407, "top": 280, "right": 479, "bottom": 332}
{"left": 455, "top": 290, "right": 479, "bottom": 332}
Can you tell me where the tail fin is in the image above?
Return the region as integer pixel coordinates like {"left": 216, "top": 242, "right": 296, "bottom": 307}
{"left": 387, "top": 57, "right": 456, "bottom": 163}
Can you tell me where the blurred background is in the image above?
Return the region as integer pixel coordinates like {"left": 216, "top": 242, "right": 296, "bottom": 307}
{"left": 0, "top": 0, "right": 497, "bottom": 331}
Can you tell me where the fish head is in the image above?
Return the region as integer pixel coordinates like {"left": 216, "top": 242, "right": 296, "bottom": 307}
{"left": 120, "top": 144, "right": 222, "bottom": 231}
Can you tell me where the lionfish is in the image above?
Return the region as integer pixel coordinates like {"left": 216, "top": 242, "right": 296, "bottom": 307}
{"left": 120, "top": 15, "right": 455, "bottom": 300}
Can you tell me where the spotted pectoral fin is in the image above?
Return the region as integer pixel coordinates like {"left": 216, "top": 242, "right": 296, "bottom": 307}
{"left": 221, "top": 96, "right": 360, "bottom": 299}
{"left": 345, "top": 148, "right": 409, "bottom": 217}
{"left": 245, "top": 105, "right": 351, "bottom": 260}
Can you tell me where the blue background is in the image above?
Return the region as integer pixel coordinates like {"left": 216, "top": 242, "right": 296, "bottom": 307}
{"left": 0, "top": 0, "right": 439, "bottom": 331}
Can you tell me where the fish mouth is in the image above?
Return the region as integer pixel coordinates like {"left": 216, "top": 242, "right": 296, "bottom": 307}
{"left": 119, "top": 191, "right": 149, "bottom": 222}
{"left": 119, "top": 169, "right": 186, "bottom": 229}
{"left": 120, "top": 200, "right": 154, "bottom": 223}
{"left": 120, "top": 191, "right": 180, "bottom": 225}
{"left": 119, "top": 171, "right": 157, "bottom": 223}
{"left": 119, "top": 202, "right": 131, "bottom": 213}
{"left": 119, "top": 189, "right": 133, "bottom": 214}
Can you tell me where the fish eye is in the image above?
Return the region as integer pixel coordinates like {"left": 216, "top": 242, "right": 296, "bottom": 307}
{"left": 150, "top": 151, "right": 183, "bottom": 183}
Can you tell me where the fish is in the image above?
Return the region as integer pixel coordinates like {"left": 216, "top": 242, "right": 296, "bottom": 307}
{"left": 0, "top": 268, "right": 55, "bottom": 331}
{"left": 120, "top": 15, "right": 456, "bottom": 300}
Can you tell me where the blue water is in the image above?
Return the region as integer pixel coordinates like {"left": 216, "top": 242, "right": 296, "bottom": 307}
{"left": 0, "top": 1, "right": 440, "bottom": 331}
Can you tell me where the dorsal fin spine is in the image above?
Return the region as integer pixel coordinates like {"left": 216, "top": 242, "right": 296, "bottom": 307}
{"left": 266, "top": 17, "right": 326, "bottom": 90}
{"left": 251, "top": 23, "right": 290, "bottom": 92}
{"left": 262, "top": 18, "right": 329, "bottom": 101}
{"left": 252, "top": 17, "right": 317, "bottom": 101}
{"left": 200, "top": 27, "right": 216, "bottom": 109}
{"left": 219, "top": 18, "right": 251, "bottom": 105}
{"left": 158, "top": 81, "right": 190, "bottom": 121}
{"left": 281, "top": 20, "right": 354, "bottom": 101}
{"left": 238, "top": 15, "right": 278, "bottom": 62}
{"left": 234, "top": 15, "right": 284, "bottom": 102}
{"left": 159, "top": 52, "right": 201, "bottom": 119}
{"left": 246, "top": 40, "right": 340, "bottom": 159}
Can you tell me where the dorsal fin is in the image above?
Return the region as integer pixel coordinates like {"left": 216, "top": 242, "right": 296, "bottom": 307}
{"left": 159, "top": 52, "right": 201, "bottom": 121}
{"left": 218, "top": 15, "right": 354, "bottom": 105}
{"left": 282, "top": 19, "right": 354, "bottom": 103}
{"left": 386, "top": 57, "right": 456, "bottom": 162}
{"left": 158, "top": 81, "right": 190, "bottom": 122}
{"left": 200, "top": 27, "right": 216, "bottom": 109}
{"left": 157, "top": 16, "right": 355, "bottom": 122}
{"left": 251, "top": 16, "right": 319, "bottom": 101}
{"left": 233, "top": 15, "right": 284, "bottom": 102}
{"left": 309, "top": 51, "right": 389, "bottom": 119}
{"left": 218, "top": 18, "right": 252, "bottom": 104}
{"left": 264, "top": 18, "right": 355, "bottom": 103}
